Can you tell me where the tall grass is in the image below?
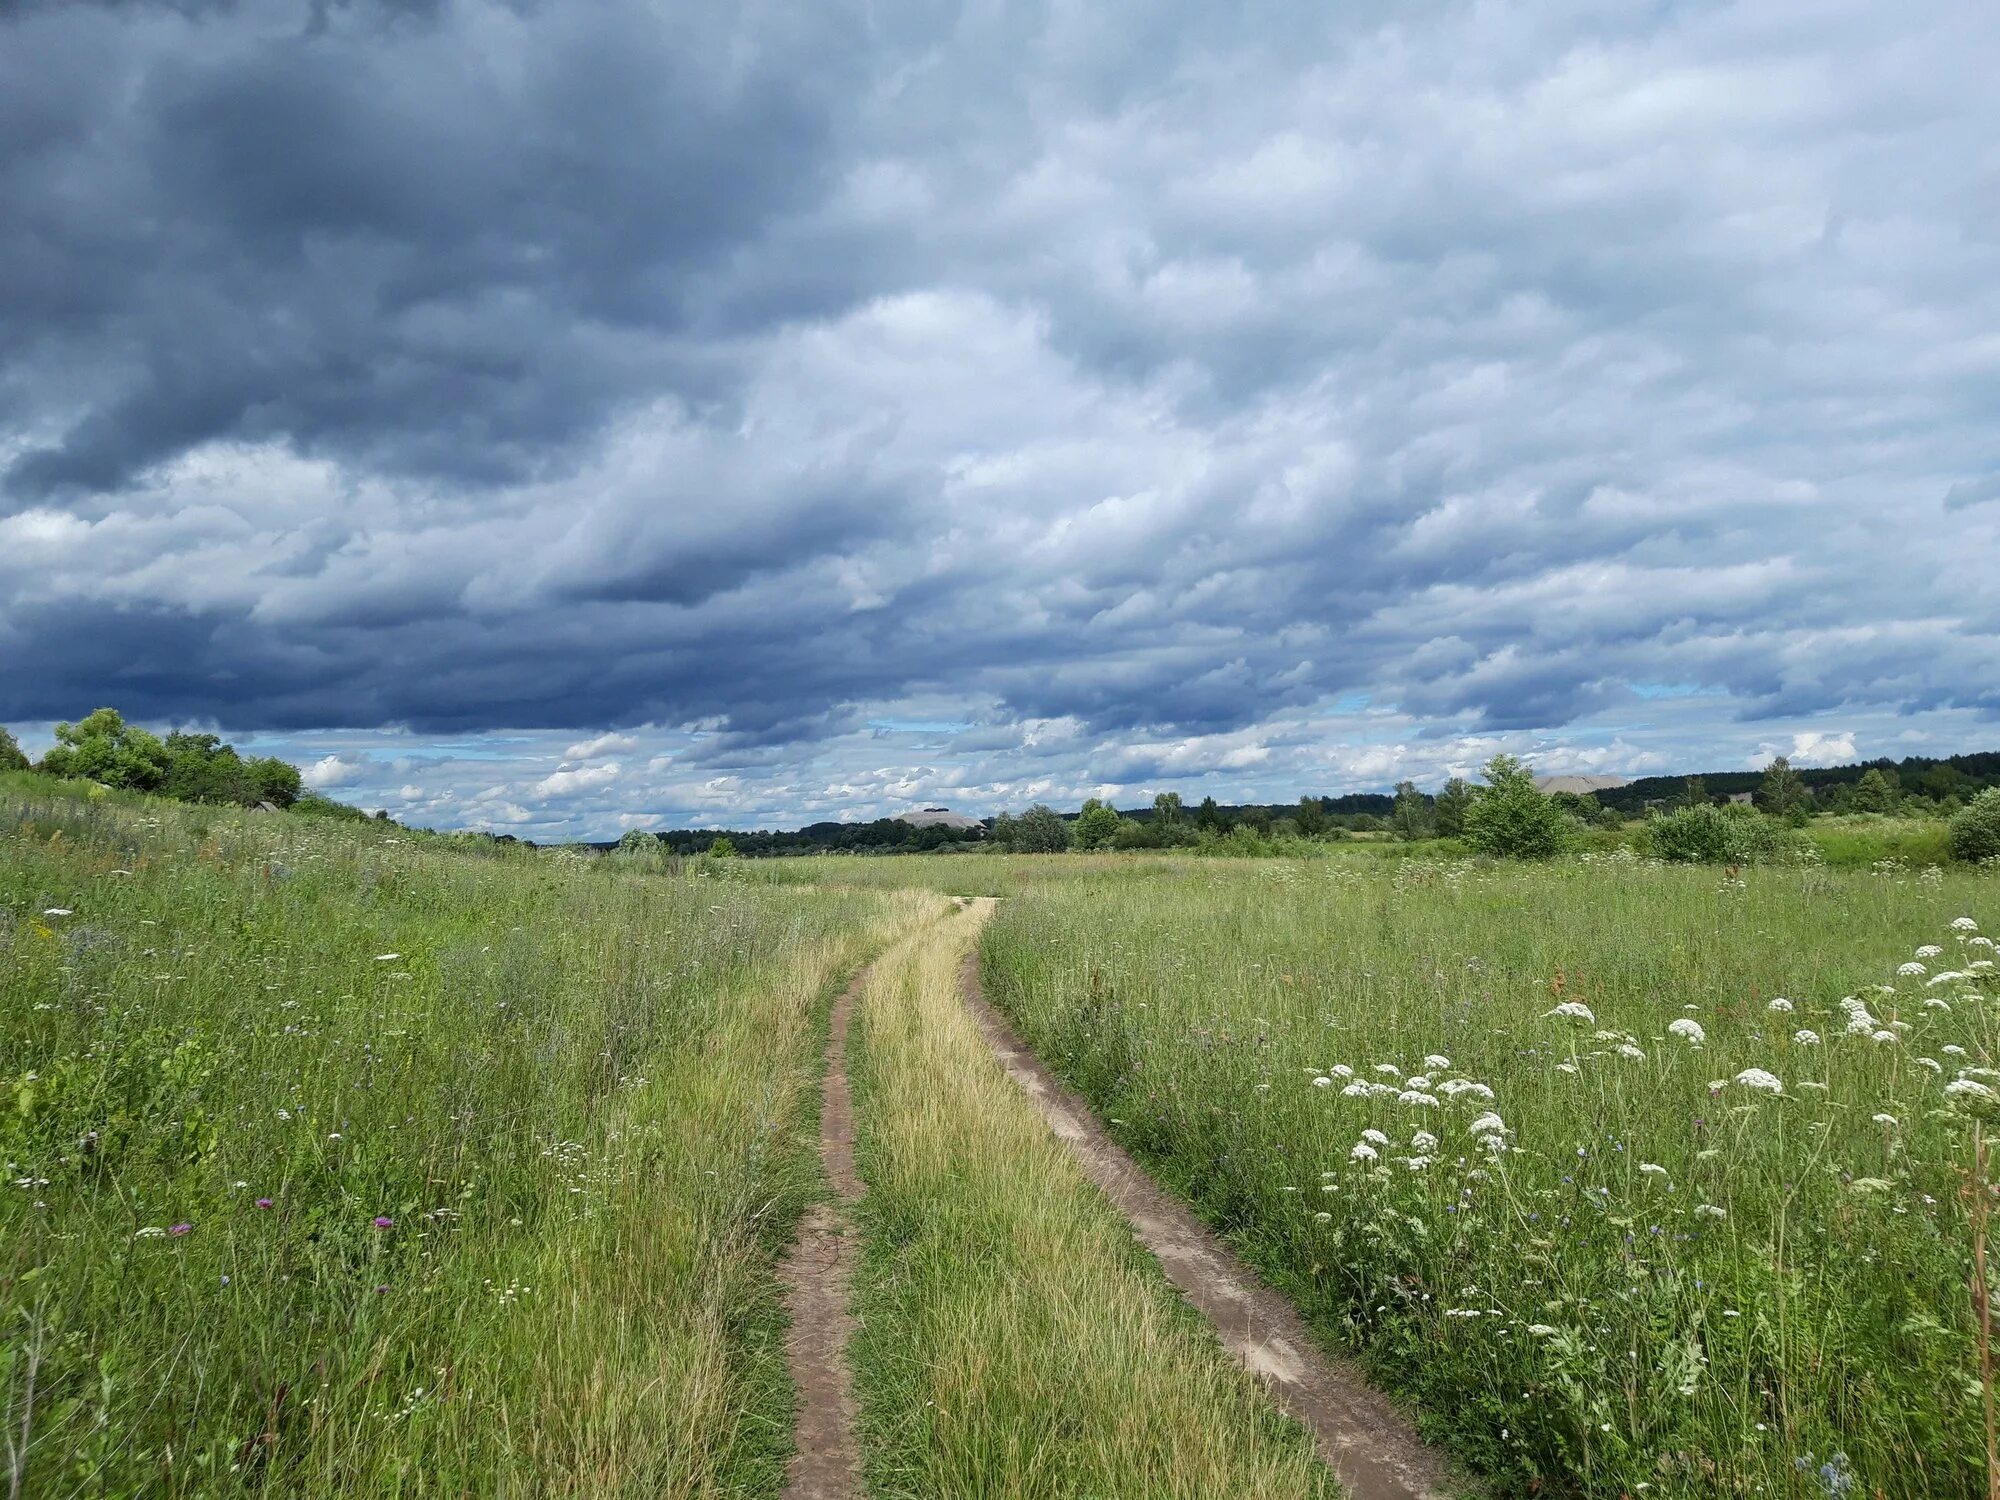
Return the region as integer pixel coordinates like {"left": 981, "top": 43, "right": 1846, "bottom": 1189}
{"left": 847, "top": 902, "right": 1335, "bottom": 1499}
{"left": 0, "top": 780, "right": 927, "bottom": 1496}
{"left": 983, "top": 855, "right": 2000, "bottom": 1498}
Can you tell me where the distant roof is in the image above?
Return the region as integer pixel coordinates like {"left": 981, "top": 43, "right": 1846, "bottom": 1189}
{"left": 1534, "top": 774, "right": 1631, "bottom": 794}
{"left": 898, "top": 807, "right": 983, "bottom": 831}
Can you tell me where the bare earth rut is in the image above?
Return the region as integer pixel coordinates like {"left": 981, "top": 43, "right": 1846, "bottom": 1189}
{"left": 777, "top": 964, "right": 871, "bottom": 1500}
{"left": 955, "top": 897, "right": 1460, "bottom": 1500}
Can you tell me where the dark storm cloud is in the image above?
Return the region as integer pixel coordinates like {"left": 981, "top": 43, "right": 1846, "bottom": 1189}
{"left": 3, "top": 0, "right": 2000, "bottom": 832}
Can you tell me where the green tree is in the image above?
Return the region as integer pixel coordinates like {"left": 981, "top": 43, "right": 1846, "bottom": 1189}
{"left": 0, "top": 727, "right": 28, "bottom": 772}
{"left": 1294, "top": 794, "right": 1327, "bottom": 838}
{"left": 1390, "top": 780, "right": 1433, "bottom": 841}
{"left": 1950, "top": 788, "right": 2000, "bottom": 863}
{"left": 1679, "top": 776, "right": 1709, "bottom": 810}
{"left": 1852, "top": 767, "right": 1899, "bottom": 814}
{"left": 1433, "top": 777, "right": 1474, "bottom": 837}
{"left": 1074, "top": 798, "right": 1122, "bottom": 850}
{"left": 1194, "top": 795, "right": 1224, "bottom": 832}
{"left": 1758, "top": 756, "right": 1811, "bottom": 824}
{"left": 39, "top": 708, "right": 170, "bottom": 791}
{"left": 245, "top": 756, "right": 303, "bottom": 808}
{"left": 1236, "top": 806, "right": 1272, "bottom": 837}
{"left": 616, "top": 829, "right": 658, "bottom": 853}
{"left": 1461, "top": 755, "right": 1577, "bottom": 860}
{"left": 706, "top": 835, "right": 738, "bottom": 858}
{"left": 1153, "top": 791, "right": 1183, "bottom": 827}
{"left": 1009, "top": 803, "right": 1073, "bottom": 852}
{"left": 162, "top": 730, "right": 249, "bottom": 805}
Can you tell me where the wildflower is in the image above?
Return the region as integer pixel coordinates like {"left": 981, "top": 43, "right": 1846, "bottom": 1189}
{"left": 1398, "top": 1090, "right": 1439, "bottom": 1108}
{"left": 1313, "top": 1211, "right": 1333, "bottom": 1224}
{"left": 374, "top": 953, "right": 401, "bottom": 962}
{"left": 1953, "top": 917, "right": 1980, "bottom": 933}
{"left": 1372, "top": 1063, "right": 1401, "bottom": 1077}
{"left": 1468, "top": 1111, "right": 1507, "bottom": 1137}
{"left": 1423, "top": 1054, "right": 1451, "bottom": 1070}
{"left": 1311, "top": 1076, "right": 1333, "bottom": 1088}
{"left": 1792, "top": 1029, "right": 1821, "bottom": 1046}
{"left": 256, "top": 1197, "right": 274, "bottom": 1209}
{"left": 1546, "top": 1001, "right": 1595, "bottom": 1024}
{"left": 1340, "top": 1083, "right": 1373, "bottom": 1099}
{"left": 1695, "top": 1204, "right": 1727, "bottom": 1219}
{"left": 1946, "top": 1044, "right": 1968, "bottom": 1056}
{"left": 42, "top": 907, "right": 73, "bottom": 918}
{"left": 1639, "top": 1162, "right": 1669, "bottom": 1178}
{"left": 1556, "top": 1061, "right": 1579, "bottom": 1075}
{"left": 1330, "top": 1064, "right": 1354, "bottom": 1079}
{"left": 1767, "top": 997, "right": 1794, "bottom": 1013}
{"left": 1350, "top": 1142, "right": 1379, "bottom": 1162}
{"left": 1667, "top": 1019, "right": 1706, "bottom": 1046}
{"left": 134, "top": 1226, "right": 165, "bottom": 1238}
{"left": 373, "top": 1215, "right": 394, "bottom": 1229}
{"left": 1618, "top": 1043, "right": 1645, "bottom": 1059}
{"left": 1916, "top": 1057, "right": 1943, "bottom": 1073}
{"left": 1410, "top": 1130, "right": 1438, "bottom": 1152}
{"left": 1872, "top": 1114, "right": 1898, "bottom": 1127}
{"left": 1360, "top": 1129, "right": 1390, "bottom": 1146}
{"left": 1735, "top": 1068, "right": 1783, "bottom": 1095}
{"left": 1897, "top": 962, "right": 1926, "bottom": 977}
{"left": 168, "top": 1223, "right": 193, "bottom": 1236}
{"left": 1945, "top": 1079, "right": 1999, "bottom": 1105}
{"left": 1915, "top": 945, "right": 1943, "bottom": 960}
{"left": 1870, "top": 1030, "right": 1898, "bottom": 1046}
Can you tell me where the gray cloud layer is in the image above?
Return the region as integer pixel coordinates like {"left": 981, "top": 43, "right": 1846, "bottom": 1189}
{"left": 3, "top": 0, "right": 1998, "bottom": 831}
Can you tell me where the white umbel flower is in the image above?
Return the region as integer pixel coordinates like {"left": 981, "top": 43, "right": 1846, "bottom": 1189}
{"left": 1667, "top": 1018, "right": 1706, "bottom": 1046}
{"left": 1734, "top": 1068, "right": 1783, "bottom": 1094}
{"left": 1792, "top": 1029, "right": 1821, "bottom": 1046}
{"left": 1546, "top": 1001, "right": 1595, "bottom": 1024}
{"left": 1766, "top": 997, "right": 1794, "bottom": 1014}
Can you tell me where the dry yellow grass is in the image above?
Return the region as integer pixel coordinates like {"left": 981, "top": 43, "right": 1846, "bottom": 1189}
{"left": 849, "top": 901, "right": 1336, "bottom": 1499}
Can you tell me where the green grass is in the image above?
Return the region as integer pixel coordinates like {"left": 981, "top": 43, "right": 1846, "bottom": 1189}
{"left": 0, "top": 778, "right": 927, "bottom": 1496}
{"left": 847, "top": 904, "right": 1336, "bottom": 1499}
{"left": 981, "top": 854, "right": 2000, "bottom": 1499}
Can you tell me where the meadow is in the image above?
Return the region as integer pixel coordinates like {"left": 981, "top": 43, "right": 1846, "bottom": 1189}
{"left": 0, "top": 776, "right": 930, "bottom": 1495}
{"left": 11, "top": 772, "right": 1999, "bottom": 1499}
{"left": 981, "top": 854, "right": 2000, "bottom": 1498}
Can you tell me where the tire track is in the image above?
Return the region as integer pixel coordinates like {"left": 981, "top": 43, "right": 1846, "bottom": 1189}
{"left": 955, "top": 899, "right": 1460, "bottom": 1500}
{"left": 777, "top": 963, "right": 870, "bottom": 1500}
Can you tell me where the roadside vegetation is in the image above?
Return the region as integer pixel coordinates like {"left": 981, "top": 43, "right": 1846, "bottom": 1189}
{"left": 982, "top": 857, "right": 2000, "bottom": 1498}
{"left": 848, "top": 903, "right": 1335, "bottom": 1499}
{"left": 0, "top": 774, "right": 927, "bottom": 1495}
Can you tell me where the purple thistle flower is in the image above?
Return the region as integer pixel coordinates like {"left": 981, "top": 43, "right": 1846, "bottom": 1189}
{"left": 373, "top": 1215, "right": 394, "bottom": 1228}
{"left": 256, "top": 1198, "right": 274, "bottom": 1209}
{"left": 168, "top": 1223, "right": 193, "bottom": 1236}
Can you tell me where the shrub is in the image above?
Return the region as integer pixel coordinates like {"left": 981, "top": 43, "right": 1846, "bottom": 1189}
{"left": 0, "top": 728, "right": 27, "bottom": 772}
{"left": 1461, "top": 756, "right": 1578, "bottom": 860}
{"left": 1950, "top": 788, "right": 2000, "bottom": 863}
{"left": 1644, "top": 803, "right": 1808, "bottom": 864}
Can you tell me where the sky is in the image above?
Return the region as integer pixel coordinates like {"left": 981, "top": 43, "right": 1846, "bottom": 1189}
{"left": 2, "top": 0, "right": 1997, "bottom": 840}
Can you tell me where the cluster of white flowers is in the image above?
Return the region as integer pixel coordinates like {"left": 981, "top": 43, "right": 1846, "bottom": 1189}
{"left": 1839, "top": 996, "right": 1878, "bottom": 1036}
{"left": 1766, "top": 997, "right": 1794, "bottom": 1013}
{"left": 1546, "top": 1001, "right": 1595, "bottom": 1024}
{"left": 1734, "top": 1067, "right": 1783, "bottom": 1095}
{"left": 1793, "top": 1029, "right": 1821, "bottom": 1046}
{"left": 1667, "top": 1018, "right": 1706, "bottom": 1046}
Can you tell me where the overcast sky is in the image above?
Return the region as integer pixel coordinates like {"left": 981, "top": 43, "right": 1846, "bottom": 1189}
{"left": 3, "top": 0, "right": 1997, "bottom": 838}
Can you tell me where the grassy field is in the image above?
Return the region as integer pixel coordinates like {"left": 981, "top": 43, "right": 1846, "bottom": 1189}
{"left": 12, "top": 774, "right": 1996, "bottom": 1499}
{"left": 982, "top": 856, "right": 2000, "bottom": 1499}
{"left": 0, "top": 777, "right": 930, "bottom": 1495}
{"left": 847, "top": 901, "right": 1335, "bottom": 1499}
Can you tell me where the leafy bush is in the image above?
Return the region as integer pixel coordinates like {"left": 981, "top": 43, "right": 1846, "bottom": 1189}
{"left": 1644, "top": 803, "right": 1793, "bottom": 863}
{"left": 1950, "top": 787, "right": 2000, "bottom": 863}
{"left": 0, "top": 727, "right": 27, "bottom": 772}
{"left": 1460, "top": 756, "right": 1578, "bottom": 860}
